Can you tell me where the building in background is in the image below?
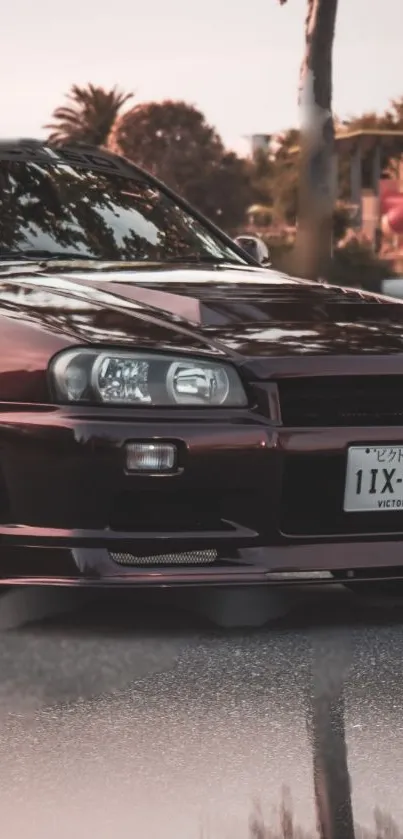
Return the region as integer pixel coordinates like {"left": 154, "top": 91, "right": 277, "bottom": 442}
{"left": 248, "top": 134, "right": 271, "bottom": 157}
{"left": 334, "top": 129, "right": 403, "bottom": 272}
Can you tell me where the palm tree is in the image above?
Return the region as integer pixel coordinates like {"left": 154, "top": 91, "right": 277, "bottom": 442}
{"left": 44, "top": 84, "right": 133, "bottom": 147}
{"left": 279, "top": 0, "right": 339, "bottom": 280}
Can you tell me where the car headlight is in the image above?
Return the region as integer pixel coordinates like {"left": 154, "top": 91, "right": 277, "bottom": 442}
{"left": 49, "top": 349, "right": 247, "bottom": 407}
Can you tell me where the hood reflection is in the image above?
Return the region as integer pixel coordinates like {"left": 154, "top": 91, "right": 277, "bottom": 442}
{"left": 2, "top": 264, "right": 403, "bottom": 360}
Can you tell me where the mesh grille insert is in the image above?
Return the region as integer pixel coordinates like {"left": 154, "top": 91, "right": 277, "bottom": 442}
{"left": 110, "top": 549, "right": 218, "bottom": 566}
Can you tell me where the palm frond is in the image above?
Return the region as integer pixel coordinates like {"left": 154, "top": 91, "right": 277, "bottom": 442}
{"left": 44, "top": 84, "right": 134, "bottom": 147}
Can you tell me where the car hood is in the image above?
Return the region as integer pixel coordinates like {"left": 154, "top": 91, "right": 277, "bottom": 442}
{"left": 2, "top": 261, "right": 403, "bottom": 368}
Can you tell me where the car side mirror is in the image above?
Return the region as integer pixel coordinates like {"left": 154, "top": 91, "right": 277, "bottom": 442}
{"left": 234, "top": 235, "right": 270, "bottom": 266}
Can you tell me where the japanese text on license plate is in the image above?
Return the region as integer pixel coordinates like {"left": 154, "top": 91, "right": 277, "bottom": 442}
{"left": 343, "top": 446, "right": 403, "bottom": 512}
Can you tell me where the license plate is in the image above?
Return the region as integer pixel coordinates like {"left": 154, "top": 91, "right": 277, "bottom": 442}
{"left": 344, "top": 446, "right": 403, "bottom": 512}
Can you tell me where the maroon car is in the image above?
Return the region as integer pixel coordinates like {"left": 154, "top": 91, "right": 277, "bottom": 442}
{"left": 1, "top": 139, "right": 403, "bottom": 598}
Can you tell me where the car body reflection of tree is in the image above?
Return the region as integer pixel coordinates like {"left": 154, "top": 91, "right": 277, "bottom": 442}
{"left": 0, "top": 158, "right": 242, "bottom": 264}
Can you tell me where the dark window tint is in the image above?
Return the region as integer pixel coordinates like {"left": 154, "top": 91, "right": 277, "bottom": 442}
{"left": 0, "top": 161, "right": 245, "bottom": 265}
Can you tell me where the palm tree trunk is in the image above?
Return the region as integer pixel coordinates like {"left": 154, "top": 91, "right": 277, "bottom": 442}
{"left": 292, "top": 0, "right": 339, "bottom": 281}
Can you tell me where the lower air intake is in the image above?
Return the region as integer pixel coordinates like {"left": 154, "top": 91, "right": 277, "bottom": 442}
{"left": 110, "top": 549, "right": 218, "bottom": 566}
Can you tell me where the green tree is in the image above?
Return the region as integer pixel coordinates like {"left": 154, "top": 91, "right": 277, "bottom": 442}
{"left": 201, "top": 150, "right": 253, "bottom": 232}
{"left": 248, "top": 146, "right": 274, "bottom": 208}
{"left": 384, "top": 96, "right": 403, "bottom": 128}
{"left": 271, "top": 128, "right": 300, "bottom": 223}
{"left": 109, "top": 99, "right": 252, "bottom": 231}
{"left": 45, "top": 84, "right": 133, "bottom": 147}
{"left": 342, "top": 110, "right": 392, "bottom": 131}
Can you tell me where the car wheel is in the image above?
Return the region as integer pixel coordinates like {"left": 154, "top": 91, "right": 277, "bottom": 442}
{"left": 177, "top": 585, "right": 294, "bottom": 629}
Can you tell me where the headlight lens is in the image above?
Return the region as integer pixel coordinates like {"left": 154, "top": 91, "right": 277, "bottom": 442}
{"left": 166, "top": 360, "right": 230, "bottom": 406}
{"left": 49, "top": 349, "right": 247, "bottom": 407}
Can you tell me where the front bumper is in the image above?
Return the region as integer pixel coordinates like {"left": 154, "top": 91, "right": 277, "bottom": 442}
{"left": 2, "top": 404, "right": 403, "bottom": 585}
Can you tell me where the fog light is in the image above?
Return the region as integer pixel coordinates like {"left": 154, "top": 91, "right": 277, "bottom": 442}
{"left": 126, "top": 442, "right": 177, "bottom": 472}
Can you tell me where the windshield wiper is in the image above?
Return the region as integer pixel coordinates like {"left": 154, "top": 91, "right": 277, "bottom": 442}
{"left": 164, "top": 255, "right": 245, "bottom": 266}
{"left": 0, "top": 251, "right": 246, "bottom": 266}
{"left": 0, "top": 249, "right": 98, "bottom": 262}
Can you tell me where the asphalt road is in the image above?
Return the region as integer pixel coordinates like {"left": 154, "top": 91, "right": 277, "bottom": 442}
{"left": 0, "top": 583, "right": 403, "bottom": 839}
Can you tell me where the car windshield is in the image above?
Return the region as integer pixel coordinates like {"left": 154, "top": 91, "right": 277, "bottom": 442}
{"left": 0, "top": 157, "right": 246, "bottom": 266}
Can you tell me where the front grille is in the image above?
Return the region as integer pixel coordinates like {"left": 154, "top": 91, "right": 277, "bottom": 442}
{"left": 280, "top": 454, "right": 403, "bottom": 536}
{"left": 110, "top": 549, "right": 217, "bottom": 566}
{"left": 278, "top": 377, "right": 403, "bottom": 427}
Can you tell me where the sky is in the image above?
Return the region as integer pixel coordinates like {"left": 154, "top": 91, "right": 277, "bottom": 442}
{"left": 1, "top": 0, "right": 402, "bottom": 156}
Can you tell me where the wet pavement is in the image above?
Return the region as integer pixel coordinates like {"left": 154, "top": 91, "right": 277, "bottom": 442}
{"left": 0, "top": 583, "right": 403, "bottom": 839}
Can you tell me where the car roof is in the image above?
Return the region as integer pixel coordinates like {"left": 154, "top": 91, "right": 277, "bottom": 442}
{"left": 0, "top": 138, "right": 146, "bottom": 179}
